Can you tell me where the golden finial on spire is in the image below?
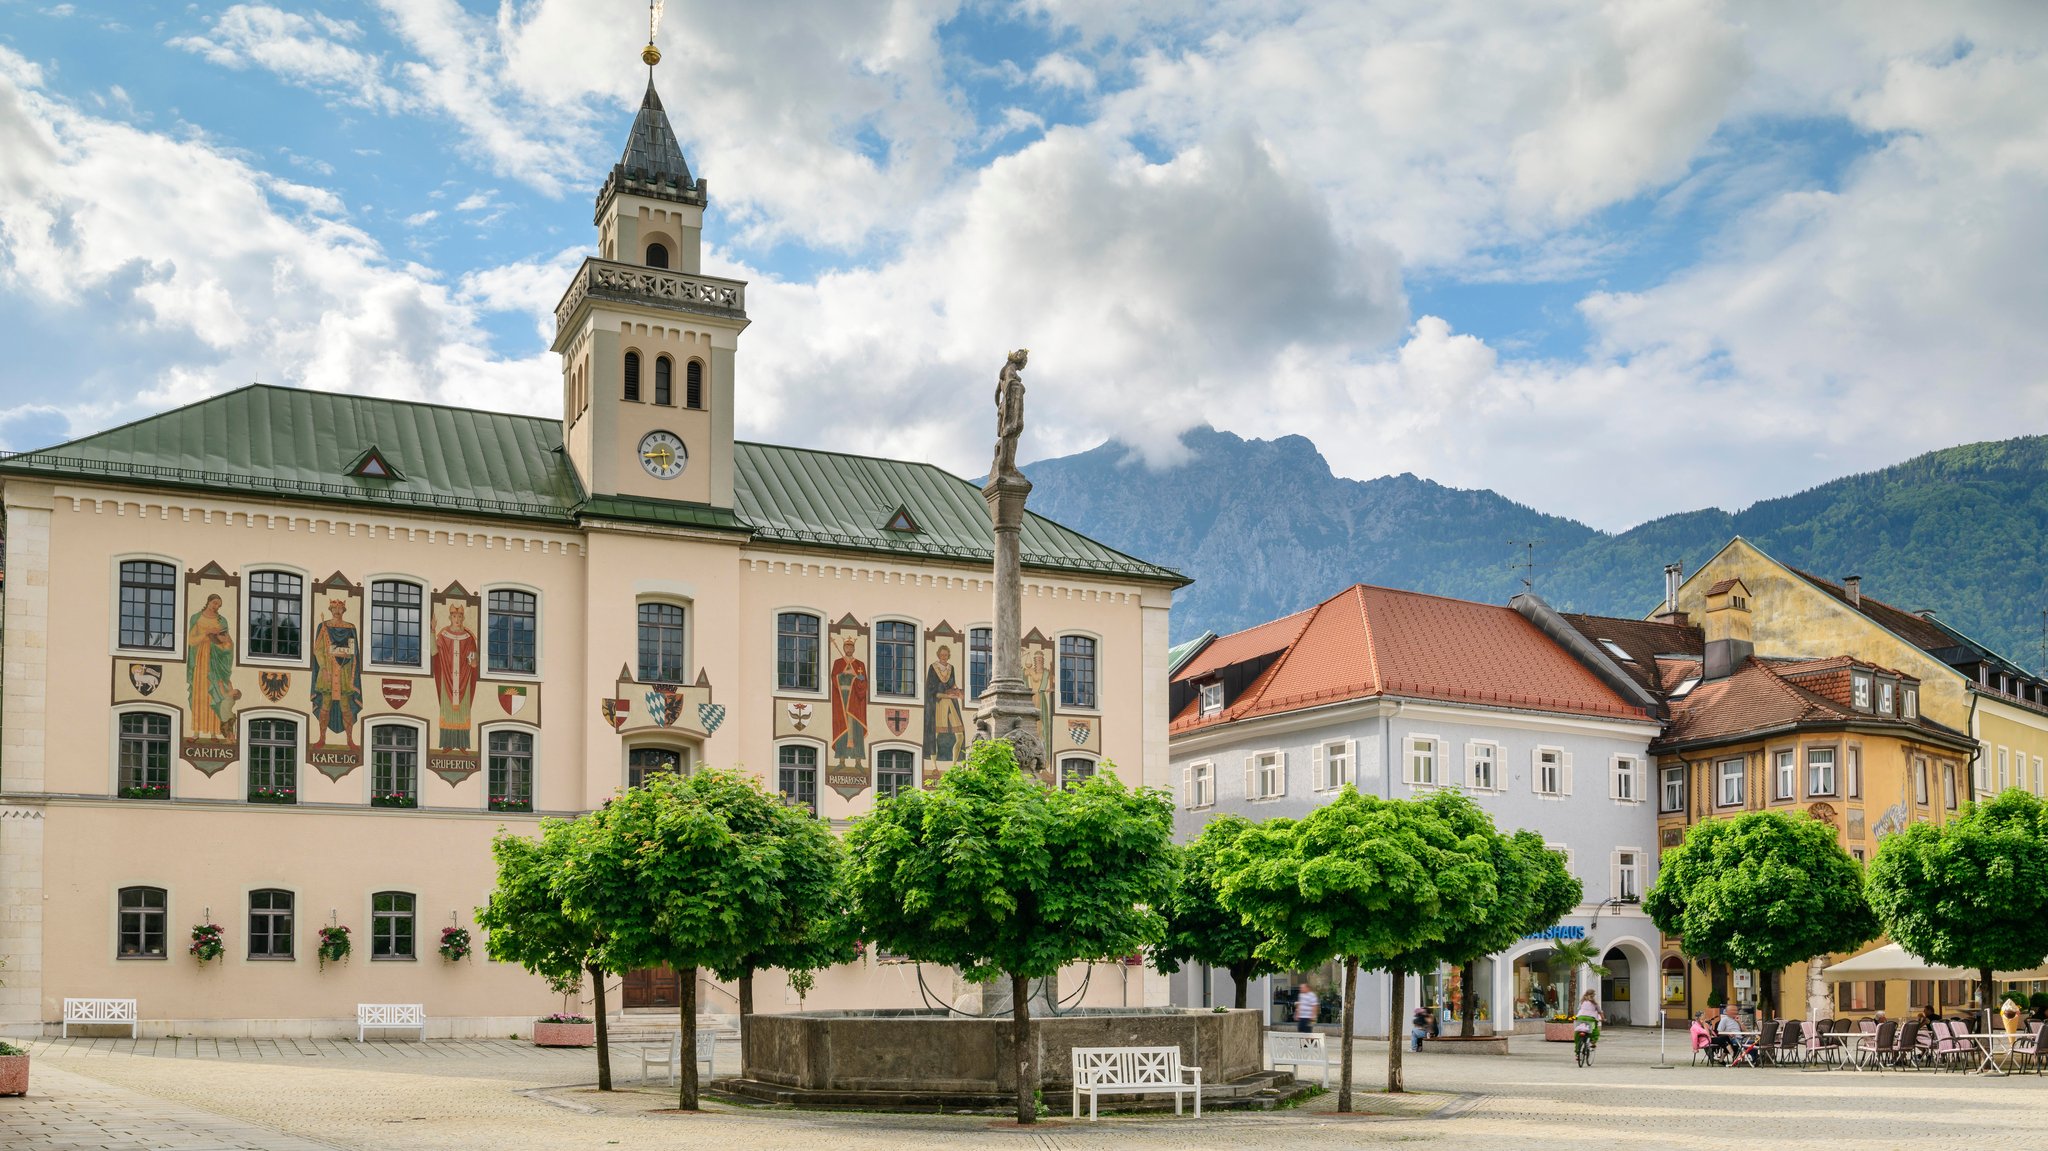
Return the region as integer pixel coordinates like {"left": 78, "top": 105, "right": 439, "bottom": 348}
{"left": 642, "top": 0, "right": 663, "bottom": 67}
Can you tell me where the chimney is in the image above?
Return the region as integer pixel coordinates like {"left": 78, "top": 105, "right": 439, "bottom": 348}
{"left": 1654, "top": 562, "right": 1689, "bottom": 626}
{"left": 1702, "top": 578, "right": 1754, "bottom": 680}
{"left": 1843, "top": 575, "right": 1861, "bottom": 608}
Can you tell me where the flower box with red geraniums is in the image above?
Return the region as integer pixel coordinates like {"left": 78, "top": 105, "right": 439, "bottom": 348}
{"left": 0, "top": 1040, "right": 27, "bottom": 1097}
{"left": 371, "top": 793, "right": 418, "bottom": 809}
{"left": 119, "top": 783, "right": 170, "bottom": 800}
{"left": 248, "top": 786, "right": 297, "bottom": 805}
{"left": 488, "top": 795, "right": 532, "bottom": 813}
{"left": 533, "top": 1013, "right": 595, "bottom": 1048}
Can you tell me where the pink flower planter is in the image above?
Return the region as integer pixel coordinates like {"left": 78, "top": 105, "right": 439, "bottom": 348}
{"left": 533, "top": 1021, "right": 596, "bottom": 1048}
{"left": 0, "top": 1054, "right": 27, "bottom": 1096}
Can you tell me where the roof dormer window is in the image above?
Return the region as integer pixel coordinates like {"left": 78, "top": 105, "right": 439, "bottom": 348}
{"left": 1852, "top": 673, "right": 1872, "bottom": 711}
{"left": 1877, "top": 679, "right": 1895, "bottom": 716}
{"left": 1198, "top": 681, "right": 1224, "bottom": 717}
{"left": 1670, "top": 676, "right": 1701, "bottom": 698}
{"left": 1598, "top": 639, "right": 1634, "bottom": 663}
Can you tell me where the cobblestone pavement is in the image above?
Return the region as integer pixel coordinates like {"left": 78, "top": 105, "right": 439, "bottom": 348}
{"left": 5, "top": 1030, "right": 2046, "bottom": 1149}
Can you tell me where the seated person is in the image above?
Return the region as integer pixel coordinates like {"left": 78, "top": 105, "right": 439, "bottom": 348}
{"left": 1715, "top": 1007, "right": 1746, "bottom": 1061}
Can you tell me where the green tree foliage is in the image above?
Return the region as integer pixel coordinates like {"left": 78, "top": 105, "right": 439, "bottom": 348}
{"left": 1152, "top": 815, "right": 1277, "bottom": 1009}
{"left": 556, "top": 769, "right": 802, "bottom": 1110}
{"left": 476, "top": 820, "right": 617, "bottom": 1089}
{"left": 1543, "top": 937, "right": 1609, "bottom": 1017}
{"left": 1217, "top": 788, "right": 1497, "bottom": 1106}
{"left": 707, "top": 793, "right": 854, "bottom": 1054}
{"left": 1644, "top": 810, "right": 1878, "bottom": 1015}
{"left": 843, "top": 740, "right": 1175, "bottom": 1126}
{"left": 1868, "top": 789, "right": 2048, "bottom": 1020}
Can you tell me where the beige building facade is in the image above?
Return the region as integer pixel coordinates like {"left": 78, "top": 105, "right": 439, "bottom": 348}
{"left": 0, "top": 79, "right": 1183, "bottom": 1038}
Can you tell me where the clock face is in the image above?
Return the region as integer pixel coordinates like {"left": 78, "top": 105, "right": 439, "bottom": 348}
{"left": 638, "top": 430, "right": 688, "bottom": 479}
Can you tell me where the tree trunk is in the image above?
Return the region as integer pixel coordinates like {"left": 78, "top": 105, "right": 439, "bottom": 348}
{"left": 678, "top": 965, "right": 699, "bottom": 1111}
{"left": 1982, "top": 965, "right": 1998, "bottom": 1035}
{"left": 590, "top": 964, "right": 612, "bottom": 1091}
{"left": 1387, "top": 965, "right": 1406, "bottom": 1094}
{"left": 1012, "top": 972, "right": 1035, "bottom": 1125}
{"left": 1460, "top": 960, "right": 1478, "bottom": 1038}
{"left": 1230, "top": 962, "right": 1252, "bottom": 1010}
{"left": 738, "top": 969, "right": 754, "bottom": 1072}
{"left": 1337, "top": 957, "right": 1358, "bottom": 1112}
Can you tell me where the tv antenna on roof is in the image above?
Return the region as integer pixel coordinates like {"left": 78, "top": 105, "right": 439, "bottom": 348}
{"left": 1508, "top": 539, "right": 1544, "bottom": 591}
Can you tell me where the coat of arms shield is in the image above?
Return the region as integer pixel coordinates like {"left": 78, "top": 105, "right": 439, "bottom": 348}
{"left": 645, "top": 687, "right": 683, "bottom": 728}
{"left": 382, "top": 679, "right": 413, "bottom": 708}
{"left": 787, "top": 701, "right": 813, "bottom": 731}
{"left": 498, "top": 684, "right": 528, "bottom": 716}
{"left": 129, "top": 663, "right": 163, "bottom": 696}
{"left": 1068, "top": 722, "right": 1092, "bottom": 745}
{"left": 600, "top": 697, "right": 629, "bottom": 730}
{"left": 258, "top": 671, "right": 291, "bottom": 702}
{"left": 698, "top": 702, "right": 726, "bottom": 735}
{"left": 885, "top": 708, "right": 910, "bottom": 736}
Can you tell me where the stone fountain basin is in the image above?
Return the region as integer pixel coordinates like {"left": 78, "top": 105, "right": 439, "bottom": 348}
{"left": 740, "top": 1006, "right": 1264, "bottom": 1096}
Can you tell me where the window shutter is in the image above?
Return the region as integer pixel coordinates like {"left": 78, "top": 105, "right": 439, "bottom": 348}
{"left": 1635, "top": 760, "right": 1646, "bottom": 803}
{"left": 1343, "top": 740, "right": 1357, "bottom": 785}
{"left": 1312, "top": 744, "right": 1326, "bottom": 791}
{"left": 1610, "top": 758, "right": 1622, "bottom": 800}
{"left": 1181, "top": 764, "right": 1192, "bottom": 807}
{"left": 1272, "top": 752, "right": 1287, "bottom": 797}
{"left": 1244, "top": 757, "right": 1257, "bottom": 800}
{"left": 1531, "top": 747, "right": 1542, "bottom": 792}
{"left": 1563, "top": 751, "right": 1575, "bottom": 796}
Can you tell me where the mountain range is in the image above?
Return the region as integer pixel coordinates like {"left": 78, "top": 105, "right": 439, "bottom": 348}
{"left": 1018, "top": 427, "right": 2048, "bottom": 670}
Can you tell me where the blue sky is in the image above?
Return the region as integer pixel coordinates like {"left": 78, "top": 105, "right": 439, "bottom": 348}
{"left": 1, "top": 1, "right": 2044, "bottom": 530}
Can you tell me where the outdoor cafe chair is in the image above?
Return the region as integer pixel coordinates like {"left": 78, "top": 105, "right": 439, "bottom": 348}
{"left": 1803, "top": 1018, "right": 1838, "bottom": 1067}
{"left": 1776, "top": 1019, "right": 1806, "bottom": 1066}
{"left": 1864, "top": 1020, "right": 1897, "bottom": 1070}
{"left": 1690, "top": 1021, "right": 1715, "bottom": 1066}
{"left": 1754, "top": 1019, "right": 1780, "bottom": 1065}
{"left": 1891, "top": 1020, "right": 1922, "bottom": 1068}
{"left": 1930, "top": 1021, "right": 1969, "bottom": 1071}
{"left": 2016, "top": 1021, "right": 2046, "bottom": 1075}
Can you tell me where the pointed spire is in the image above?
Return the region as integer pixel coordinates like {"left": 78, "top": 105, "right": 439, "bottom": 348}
{"left": 598, "top": 77, "right": 705, "bottom": 213}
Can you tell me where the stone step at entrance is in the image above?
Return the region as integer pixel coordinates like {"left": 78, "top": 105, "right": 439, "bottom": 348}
{"left": 709, "top": 1069, "right": 1312, "bottom": 1114}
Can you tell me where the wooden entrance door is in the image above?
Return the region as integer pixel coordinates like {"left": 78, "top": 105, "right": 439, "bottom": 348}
{"left": 622, "top": 966, "right": 680, "bottom": 1009}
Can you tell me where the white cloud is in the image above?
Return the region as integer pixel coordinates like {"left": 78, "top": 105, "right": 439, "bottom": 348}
{"left": 403, "top": 209, "right": 438, "bottom": 226}
{"left": 169, "top": 5, "right": 403, "bottom": 111}
{"left": 1030, "top": 52, "right": 1096, "bottom": 93}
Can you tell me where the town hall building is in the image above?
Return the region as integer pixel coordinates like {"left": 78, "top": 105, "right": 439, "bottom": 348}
{"left": 0, "top": 74, "right": 1184, "bottom": 1037}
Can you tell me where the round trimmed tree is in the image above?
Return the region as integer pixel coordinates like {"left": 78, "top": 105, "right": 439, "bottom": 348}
{"left": 1152, "top": 814, "right": 1278, "bottom": 1009}
{"left": 476, "top": 818, "right": 618, "bottom": 1088}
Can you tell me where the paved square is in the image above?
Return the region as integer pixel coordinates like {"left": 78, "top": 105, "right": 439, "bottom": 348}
{"left": 3, "top": 1029, "right": 2042, "bottom": 1148}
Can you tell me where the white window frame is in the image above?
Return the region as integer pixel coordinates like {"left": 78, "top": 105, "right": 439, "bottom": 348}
{"left": 1846, "top": 744, "right": 1862, "bottom": 799}
{"left": 1773, "top": 748, "right": 1797, "bottom": 800}
{"left": 240, "top": 708, "right": 307, "bottom": 804}
{"left": 1975, "top": 746, "right": 1991, "bottom": 794}
{"left": 869, "top": 616, "right": 923, "bottom": 700}
{"left": 1198, "top": 681, "right": 1224, "bottom": 717}
{"left": 480, "top": 720, "right": 541, "bottom": 813}
{"left": 1245, "top": 750, "right": 1286, "bottom": 801}
{"left": 624, "top": 739, "right": 697, "bottom": 789}
{"left": 770, "top": 606, "right": 829, "bottom": 698}
{"left": 1807, "top": 745, "right": 1838, "bottom": 797}
{"left": 1182, "top": 760, "right": 1215, "bottom": 809}
{"left": 109, "top": 702, "right": 182, "bottom": 799}
{"left": 240, "top": 563, "right": 312, "bottom": 668}
{"left": 1877, "top": 680, "right": 1895, "bottom": 716}
{"left": 1545, "top": 841, "right": 1575, "bottom": 883}
{"left": 1852, "top": 674, "right": 1872, "bottom": 711}
{"left": 1903, "top": 687, "right": 1918, "bottom": 719}
{"left": 1610, "top": 755, "right": 1643, "bottom": 803}
{"left": 1314, "top": 738, "right": 1356, "bottom": 792}
{"left": 1613, "top": 848, "right": 1644, "bottom": 903}
{"left": 110, "top": 553, "right": 188, "bottom": 658}
{"left": 1055, "top": 630, "right": 1103, "bottom": 714}
{"left": 362, "top": 714, "right": 430, "bottom": 807}
{"left": 480, "top": 582, "right": 544, "bottom": 680}
{"left": 1660, "top": 762, "right": 1685, "bottom": 813}
{"left": 1718, "top": 757, "right": 1745, "bottom": 807}
{"left": 1913, "top": 756, "right": 1929, "bottom": 805}
{"left": 873, "top": 743, "right": 921, "bottom": 799}
{"left": 1465, "top": 740, "right": 1499, "bottom": 792}
{"left": 1533, "top": 746, "right": 1571, "bottom": 797}
{"left": 634, "top": 593, "right": 694, "bottom": 685}
{"left": 2035, "top": 756, "right": 2044, "bottom": 796}
{"left": 1056, "top": 751, "right": 1099, "bottom": 789}
{"left": 364, "top": 574, "right": 431, "bottom": 673}
{"left": 1998, "top": 746, "right": 2011, "bottom": 792}
{"left": 1405, "top": 735, "right": 1441, "bottom": 788}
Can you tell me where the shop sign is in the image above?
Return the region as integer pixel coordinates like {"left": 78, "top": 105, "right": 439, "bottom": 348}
{"left": 1521, "top": 925, "right": 1586, "bottom": 941}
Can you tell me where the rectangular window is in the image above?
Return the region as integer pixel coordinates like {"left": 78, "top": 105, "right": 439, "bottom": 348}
{"left": 1058, "top": 635, "right": 1098, "bottom": 709}
{"left": 487, "top": 589, "right": 537, "bottom": 675}
{"left": 1914, "top": 757, "right": 1929, "bottom": 805}
{"left": 488, "top": 729, "right": 534, "bottom": 812}
{"left": 1999, "top": 747, "right": 2011, "bottom": 791}
{"left": 628, "top": 746, "right": 686, "bottom": 788}
{"left": 636, "top": 602, "right": 686, "bottom": 682}
{"left": 1612, "top": 756, "right": 1640, "bottom": 802}
{"left": 1319, "top": 740, "right": 1353, "bottom": 790}
{"left": 873, "top": 621, "right": 916, "bottom": 697}
{"left": 1878, "top": 680, "right": 1895, "bottom": 716}
{"left": 776, "top": 612, "right": 821, "bottom": 692}
{"left": 1198, "top": 682, "right": 1224, "bottom": 716}
{"left": 118, "top": 886, "right": 167, "bottom": 958}
{"left": 1247, "top": 751, "right": 1284, "bottom": 799}
{"left": 1407, "top": 738, "right": 1437, "bottom": 787}
{"left": 875, "top": 747, "right": 915, "bottom": 799}
{"left": 1469, "top": 742, "right": 1497, "bottom": 791}
{"left": 249, "top": 889, "right": 294, "bottom": 959}
{"left": 1852, "top": 675, "right": 1872, "bottom": 710}
{"left": 1661, "top": 763, "right": 1686, "bottom": 813}
{"left": 1535, "top": 748, "right": 1566, "bottom": 796}
{"left": 1903, "top": 688, "right": 1918, "bottom": 719}
{"left": 1944, "top": 763, "right": 1959, "bottom": 809}
{"left": 1807, "top": 747, "right": 1837, "bottom": 796}
{"left": 1774, "top": 749, "right": 1796, "bottom": 799}
{"left": 778, "top": 744, "right": 819, "bottom": 814}
{"left": 247, "top": 718, "right": 298, "bottom": 804}
{"left": 1060, "top": 757, "right": 1096, "bottom": 788}
{"left": 1186, "top": 761, "right": 1214, "bottom": 808}
{"left": 1851, "top": 847, "right": 1866, "bottom": 864}
{"left": 369, "top": 580, "right": 423, "bottom": 666}
{"left": 117, "top": 560, "right": 178, "bottom": 650}
{"left": 371, "top": 891, "right": 415, "bottom": 959}
{"left": 247, "top": 570, "right": 304, "bottom": 659}
{"left": 1615, "top": 851, "right": 1641, "bottom": 902}
{"left": 371, "top": 723, "right": 419, "bottom": 808}
{"left": 117, "top": 711, "right": 172, "bottom": 798}
{"left": 2035, "top": 757, "right": 2044, "bottom": 795}
{"left": 968, "top": 627, "right": 992, "bottom": 700}
{"left": 1975, "top": 748, "right": 1990, "bottom": 795}
{"left": 1847, "top": 745, "right": 1862, "bottom": 799}
{"left": 1718, "top": 758, "right": 1745, "bottom": 806}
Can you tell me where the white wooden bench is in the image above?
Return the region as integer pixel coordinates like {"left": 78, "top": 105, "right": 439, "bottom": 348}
{"left": 62, "top": 998, "right": 138, "bottom": 1039}
{"left": 621, "top": 1029, "right": 730, "bottom": 1084}
{"left": 1070, "top": 1045, "right": 1203, "bottom": 1120}
{"left": 355, "top": 1003, "right": 426, "bottom": 1042}
{"left": 1266, "top": 1030, "right": 1335, "bottom": 1087}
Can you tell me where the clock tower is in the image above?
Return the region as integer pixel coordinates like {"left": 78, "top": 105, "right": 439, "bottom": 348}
{"left": 552, "top": 59, "right": 747, "bottom": 507}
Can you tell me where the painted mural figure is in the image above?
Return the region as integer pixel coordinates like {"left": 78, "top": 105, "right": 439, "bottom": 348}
{"left": 1024, "top": 644, "right": 1054, "bottom": 751}
{"left": 830, "top": 637, "right": 868, "bottom": 767}
{"left": 432, "top": 601, "right": 480, "bottom": 751}
{"left": 185, "top": 593, "right": 240, "bottom": 739}
{"left": 924, "top": 644, "right": 966, "bottom": 765}
{"left": 309, "top": 598, "right": 362, "bottom": 749}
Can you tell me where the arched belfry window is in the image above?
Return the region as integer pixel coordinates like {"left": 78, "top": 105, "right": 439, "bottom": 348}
{"left": 623, "top": 351, "right": 642, "bottom": 402}
{"left": 685, "top": 359, "right": 704, "bottom": 410}
{"left": 655, "top": 356, "right": 674, "bottom": 406}
{"left": 645, "top": 243, "right": 669, "bottom": 269}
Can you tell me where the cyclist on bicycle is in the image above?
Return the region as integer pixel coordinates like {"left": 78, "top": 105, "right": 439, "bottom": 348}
{"left": 1573, "top": 991, "right": 1604, "bottom": 1066}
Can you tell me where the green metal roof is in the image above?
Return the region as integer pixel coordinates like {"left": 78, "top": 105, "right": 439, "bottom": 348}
{"left": 0, "top": 384, "right": 1186, "bottom": 585}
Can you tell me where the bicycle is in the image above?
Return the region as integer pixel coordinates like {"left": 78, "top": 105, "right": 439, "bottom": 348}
{"left": 1573, "top": 1019, "right": 1601, "bottom": 1067}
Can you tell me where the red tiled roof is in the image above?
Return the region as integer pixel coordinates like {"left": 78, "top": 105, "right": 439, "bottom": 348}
{"left": 1561, "top": 613, "right": 1703, "bottom": 695}
{"left": 1656, "top": 656, "right": 1967, "bottom": 751}
{"left": 1171, "top": 584, "right": 1653, "bottom": 732}
{"left": 1704, "top": 577, "right": 1743, "bottom": 597}
{"left": 1171, "top": 607, "right": 1314, "bottom": 683}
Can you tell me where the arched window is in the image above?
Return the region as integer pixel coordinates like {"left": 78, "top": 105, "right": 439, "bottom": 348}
{"left": 247, "top": 717, "right": 299, "bottom": 804}
{"left": 370, "top": 722, "right": 419, "bottom": 808}
{"left": 654, "top": 355, "right": 673, "bottom": 405}
{"left": 249, "top": 889, "right": 294, "bottom": 959}
{"left": 776, "top": 611, "right": 822, "bottom": 692}
{"left": 875, "top": 747, "right": 916, "bottom": 799}
{"left": 628, "top": 745, "right": 689, "bottom": 788}
{"left": 486, "top": 588, "right": 538, "bottom": 675}
{"left": 369, "top": 579, "right": 425, "bottom": 667}
{"left": 117, "top": 560, "right": 178, "bottom": 650}
{"left": 685, "top": 359, "right": 704, "bottom": 409}
{"left": 778, "top": 744, "right": 819, "bottom": 814}
{"left": 117, "top": 711, "right": 173, "bottom": 799}
{"left": 246, "top": 570, "right": 304, "bottom": 659}
{"left": 623, "top": 351, "right": 642, "bottom": 402}
{"left": 371, "top": 891, "right": 416, "bottom": 959}
{"left": 645, "top": 242, "right": 669, "bottom": 269}
{"left": 488, "top": 729, "right": 534, "bottom": 812}
{"left": 118, "top": 886, "right": 168, "bottom": 958}
{"left": 1059, "top": 635, "right": 1098, "bottom": 709}
{"left": 637, "top": 602, "right": 686, "bottom": 683}
{"left": 1060, "top": 756, "right": 1097, "bottom": 788}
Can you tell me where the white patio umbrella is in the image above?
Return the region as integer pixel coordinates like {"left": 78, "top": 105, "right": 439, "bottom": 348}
{"left": 1822, "top": 943, "right": 2048, "bottom": 983}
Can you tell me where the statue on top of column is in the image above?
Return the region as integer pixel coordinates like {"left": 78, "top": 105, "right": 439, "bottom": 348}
{"left": 988, "top": 348, "right": 1029, "bottom": 486}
